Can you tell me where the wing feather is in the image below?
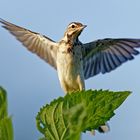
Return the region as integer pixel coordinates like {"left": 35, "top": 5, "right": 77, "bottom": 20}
{"left": 0, "top": 18, "right": 58, "bottom": 69}
{"left": 83, "top": 38, "right": 140, "bottom": 79}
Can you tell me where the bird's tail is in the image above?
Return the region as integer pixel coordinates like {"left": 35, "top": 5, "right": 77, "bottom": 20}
{"left": 98, "top": 123, "right": 110, "bottom": 133}
{"left": 90, "top": 123, "right": 110, "bottom": 135}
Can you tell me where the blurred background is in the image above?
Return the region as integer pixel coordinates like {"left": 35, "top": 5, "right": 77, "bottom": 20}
{"left": 0, "top": 0, "right": 140, "bottom": 139}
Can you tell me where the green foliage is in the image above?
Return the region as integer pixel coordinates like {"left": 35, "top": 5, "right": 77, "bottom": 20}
{"left": 36, "top": 90, "right": 130, "bottom": 140}
{"left": 0, "top": 87, "right": 7, "bottom": 119}
{"left": 0, "top": 87, "right": 13, "bottom": 140}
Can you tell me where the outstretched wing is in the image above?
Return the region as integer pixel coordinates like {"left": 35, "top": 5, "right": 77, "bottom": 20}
{"left": 0, "top": 18, "right": 58, "bottom": 69}
{"left": 82, "top": 38, "right": 140, "bottom": 79}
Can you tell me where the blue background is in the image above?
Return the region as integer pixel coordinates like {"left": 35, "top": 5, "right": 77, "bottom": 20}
{"left": 0, "top": 0, "right": 140, "bottom": 139}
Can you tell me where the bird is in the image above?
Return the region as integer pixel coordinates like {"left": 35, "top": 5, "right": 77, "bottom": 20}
{"left": 0, "top": 18, "right": 140, "bottom": 133}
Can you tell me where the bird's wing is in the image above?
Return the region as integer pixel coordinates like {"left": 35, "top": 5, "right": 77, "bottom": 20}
{"left": 82, "top": 38, "right": 140, "bottom": 79}
{"left": 0, "top": 18, "right": 58, "bottom": 69}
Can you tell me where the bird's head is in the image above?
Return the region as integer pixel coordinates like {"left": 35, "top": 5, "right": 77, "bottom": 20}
{"left": 64, "top": 22, "right": 87, "bottom": 41}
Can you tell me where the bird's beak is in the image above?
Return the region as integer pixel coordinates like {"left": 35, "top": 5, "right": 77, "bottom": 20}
{"left": 79, "top": 25, "right": 87, "bottom": 31}
{"left": 83, "top": 25, "right": 87, "bottom": 28}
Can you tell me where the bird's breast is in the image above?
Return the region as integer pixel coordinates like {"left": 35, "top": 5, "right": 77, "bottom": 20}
{"left": 57, "top": 44, "right": 82, "bottom": 76}
{"left": 56, "top": 44, "right": 84, "bottom": 92}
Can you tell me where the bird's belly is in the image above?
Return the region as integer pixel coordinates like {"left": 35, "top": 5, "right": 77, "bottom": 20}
{"left": 57, "top": 53, "right": 85, "bottom": 93}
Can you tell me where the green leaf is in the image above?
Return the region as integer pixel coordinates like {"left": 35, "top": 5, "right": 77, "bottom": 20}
{"left": 0, "top": 87, "right": 14, "bottom": 140}
{"left": 0, "top": 117, "right": 13, "bottom": 140}
{"left": 0, "top": 87, "right": 8, "bottom": 119}
{"left": 64, "top": 104, "right": 85, "bottom": 140}
{"left": 36, "top": 90, "right": 130, "bottom": 140}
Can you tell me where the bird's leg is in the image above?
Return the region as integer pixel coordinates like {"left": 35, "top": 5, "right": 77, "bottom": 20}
{"left": 77, "top": 75, "right": 85, "bottom": 91}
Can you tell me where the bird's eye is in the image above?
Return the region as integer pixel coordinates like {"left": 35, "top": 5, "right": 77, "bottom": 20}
{"left": 71, "top": 24, "right": 75, "bottom": 28}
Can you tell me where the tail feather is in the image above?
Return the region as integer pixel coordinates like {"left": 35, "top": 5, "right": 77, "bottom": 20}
{"left": 98, "top": 123, "right": 110, "bottom": 133}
